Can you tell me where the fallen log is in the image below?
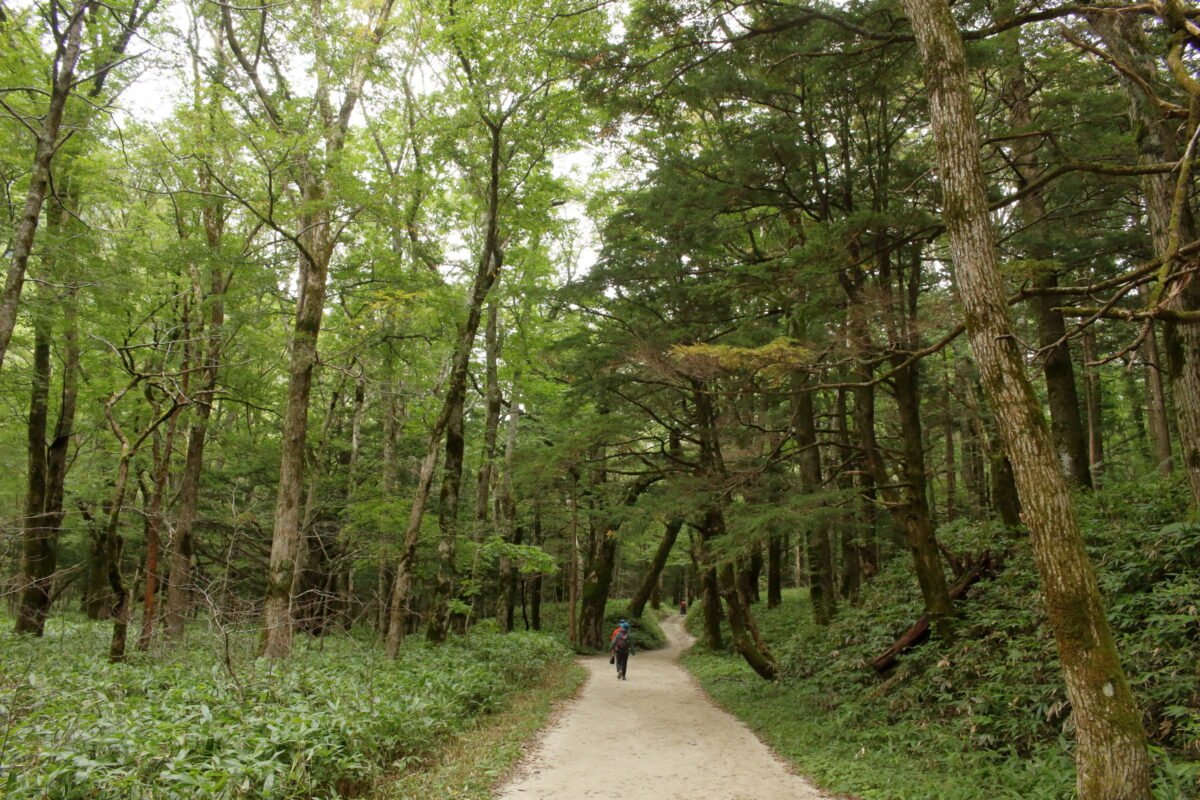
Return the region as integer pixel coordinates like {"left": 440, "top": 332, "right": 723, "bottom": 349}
{"left": 870, "top": 551, "right": 993, "bottom": 673}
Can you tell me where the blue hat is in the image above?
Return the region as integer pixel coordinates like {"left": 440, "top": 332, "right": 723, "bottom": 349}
{"left": 620, "top": 621, "right": 630, "bottom": 630}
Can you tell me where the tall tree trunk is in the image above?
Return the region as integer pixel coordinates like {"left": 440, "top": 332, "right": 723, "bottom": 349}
{"left": 529, "top": 507, "right": 543, "bottom": 630}
{"left": 709, "top": 510, "right": 776, "bottom": 680}
{"left": 795, "top": 387, "right": 835, "bottom": 624}
{"left": 469, "top": 305, "right": 503, "bottom": 621}
{"left": 473, "top": 305, "right": 502, "bottom": 539}
{"left": 836, "top": 387, "right": 865, "bottom": 600}
{"left": 960, "top": 363, "right": 1022, "bottom": 528}
{"left": 228, "top": 0, "right": 396, "bottom": 659}
{"left": 693, "top": 381, "right": 776, "bottom": 678}
{"left": 138, "top": 402, "right": 180, "bottom": 651}
{"left": 692, "top": 535, "right": 723, "bottom": 651}
{"left": 385, "top": 443, "right": 440, "bottom": 658}
{"left": 892, "top": 351, "right": 953, "bottom": 637}
{"left": 1138, "top": 289, "right": 1173, "bottom": 475}
{"left": 164, "top": 38, "right": 230, "bottom": 639}
{"left": 14, "top": 304, "right": 52, "bottom": 634}
{"left": 942, "top": 368, "right": 958, "bottom": 523}
{"left": 1002, "top": 67, "right": 1092, "bottom": 489}
{"left": 902, "top": 2, "right": 1152, "bottom": 794}
{"left": 0, "top": 0, "right": 88, "bottom": 373}
{"left": 567, "top": 474, "right": 580, "bottom": 645}
{"left": 101, "top": 384, "right": 183, "bottom": 663}
{"left": 16, "top": 287, "right": 79, "bottom": 633}
{"left": 391, "top": 125, "right": 505, "bottom": 651}
{"left": 263, "top": 181, "right": 330, "bottom": 658}
{"left": 766, "top": 529, "right": 783, "bottom": 608}
{"left": 848, "top": 294, "right": 951, "bottom": 633}
{"left": 495, "top": 400, "right": 522, "bottom": 632}
{"left": 1082, "top": 330, "right": 1104, "bottom": 485}
{"left": 577, "top": 472, "right": 658, "bottom": 650}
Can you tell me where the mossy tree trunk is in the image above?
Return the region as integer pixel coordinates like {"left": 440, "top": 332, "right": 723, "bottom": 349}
{"left": 901, "top": 1, "right": 1152, "bottom": 795}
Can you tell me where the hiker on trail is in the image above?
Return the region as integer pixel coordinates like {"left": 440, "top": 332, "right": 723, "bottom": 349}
{"left": 679, "top": 600, "right": 687, "bottom": 615}
{"left": 610, "top": 620, "right": 633, "bottom": 680}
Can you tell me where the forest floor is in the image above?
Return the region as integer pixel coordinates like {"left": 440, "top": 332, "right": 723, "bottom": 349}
{"left": 492, "top": 616, "right": 830, "bottom": 800}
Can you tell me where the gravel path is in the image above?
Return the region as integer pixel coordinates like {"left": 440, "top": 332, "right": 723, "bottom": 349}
{"left": 493, "top": 616, "right": 829, "bottom": 800}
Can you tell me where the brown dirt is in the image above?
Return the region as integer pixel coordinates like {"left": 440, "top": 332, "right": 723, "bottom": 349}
{"left": 493, "top": 615, "right": 829, "bottom": 800}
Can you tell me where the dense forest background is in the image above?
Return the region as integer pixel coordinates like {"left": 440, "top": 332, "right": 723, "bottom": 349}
{"left": 1, "top": 0, "right": 1199, "bottom": 797}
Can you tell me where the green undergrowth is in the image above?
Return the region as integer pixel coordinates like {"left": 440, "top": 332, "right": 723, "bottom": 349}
{"left": 377, "top": 658, "right": 586, "bottom": 799}
{"left": 0, "top": 620, "right": 575, "bottom": 799}
{"left": 683, "top": 476, "right": 1200, "bottom": 800}
{"left": 535, "top": 599, "right": 667, "bottom": 653}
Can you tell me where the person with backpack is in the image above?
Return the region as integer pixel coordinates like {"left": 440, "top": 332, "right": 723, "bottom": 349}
{"left": 610, "top": 620, "right": 633, "bottom": 680}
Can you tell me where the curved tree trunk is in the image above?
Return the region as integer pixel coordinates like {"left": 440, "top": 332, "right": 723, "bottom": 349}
{"left": 848, "top": 294, "right": 952, "bottom": 633}
{"left": 693, "top": 380, "right": 776, "bottom": 678}
{"left": 902, "top": 2, "right": 1152, "bottom": 795}
{"left": 626, "top": 518, "right": 683, "bottom": 619}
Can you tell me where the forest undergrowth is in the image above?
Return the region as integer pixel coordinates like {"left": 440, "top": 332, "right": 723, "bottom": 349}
{"left": 683, "top": 474, "right": 1200, "bottom": 800}
{"left": 0, "top": 622, "right": 575, "bottom": 799}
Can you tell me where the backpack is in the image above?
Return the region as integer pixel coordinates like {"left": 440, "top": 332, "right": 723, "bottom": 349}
{"left": 613, "top": 630, "right": 631, "bottom": 652}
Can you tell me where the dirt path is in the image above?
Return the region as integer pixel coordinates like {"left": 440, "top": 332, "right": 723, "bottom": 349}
{"left": 493, "top": 616, "right": 828, "bottom": 800}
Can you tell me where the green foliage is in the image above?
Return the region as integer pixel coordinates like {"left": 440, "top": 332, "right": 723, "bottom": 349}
{"left": 681, "top": 482, "right": 1200, "bottom": 799}
{"left": 531, "top": 600, "right": 668, "bottom": 654}
{"left": 0, "top": 621, "right": 574, "bottom": 799}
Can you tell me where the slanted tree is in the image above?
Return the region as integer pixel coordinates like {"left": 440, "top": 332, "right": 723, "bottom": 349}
{"left": 901, "top": 0, "right": 1152, "bottom": 793}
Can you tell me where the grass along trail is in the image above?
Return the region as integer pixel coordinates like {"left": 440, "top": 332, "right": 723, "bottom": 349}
{"left": 493, "top": 616, "right": 829, "bottom": 800}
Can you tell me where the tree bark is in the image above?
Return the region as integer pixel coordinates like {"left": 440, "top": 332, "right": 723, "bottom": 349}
{"left": 227, "top": 0, "right": 396, "bottom": 659}
{"left": 495, "top": 399, "right": 522, "bottom": 632}
{"left": 263, "top": 185, "right": 331, "bottom": 658}
{"left": 942, "top": 368, "right": 958, "bottom": 523}
{"left": 1081, "top": 330, "right": 1104, "bottom": 485}
{"left": 766, "top": 528, "right": 783, "bottom": 608}
{"left": 14, "top": 304, "right": 52, "bottom": 634}
{"left": 392, "top": 123, "right": 505, "bottom": 649}
{"left": 692, "top": 534, "right": 724, "bottom": 651}
{"left": 137, "top": 397, "right": 180, "bottom": 650}
{"left": 693, "top": 380, "right": 776, "bottom": 678}
{"left": 626, "top": 518, "right": 683, "bottom": 619}
{"left": 1002, "top": 67, "right": 1092, "bottom": 489}
{"left": 902, "top": 2, "right": 1152, "bottom": 795}
{"left": 795, "top": 387, "right": 835, "bottom": 624}
{"left": 0, "top": 0, "right": 88, "bottom": 374}
{"left": 891, "top": 345, "right": 954, "bottom": 637}
{"left": 847, "top": 291, "right": 951, "bottom": 633}
{"left": 577, "top": 473, "right": 657, "bottom": 649}
{"left": 1138, "top": 287, "right": 1173, "bottom": 474}
{"left": 529, "top": 508, "right": 543, "bottom": 630}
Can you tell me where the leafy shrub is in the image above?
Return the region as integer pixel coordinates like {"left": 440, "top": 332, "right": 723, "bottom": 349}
{"left": 0, "top": 622, "right": 573, "bottom": 799}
